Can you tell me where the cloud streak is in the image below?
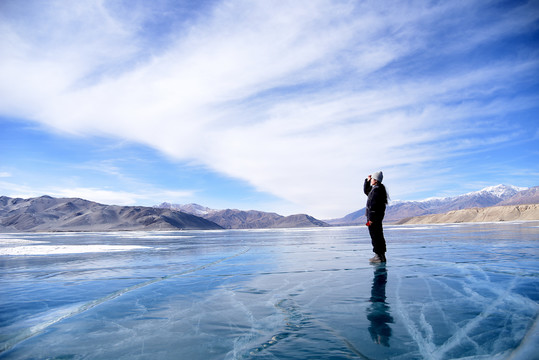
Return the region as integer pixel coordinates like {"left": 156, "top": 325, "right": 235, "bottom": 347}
{"left": 0, "top": 179, "right": 195, "bottom": 207}
{"left": 1, "top": 0, "right": 537, "bottom": 217}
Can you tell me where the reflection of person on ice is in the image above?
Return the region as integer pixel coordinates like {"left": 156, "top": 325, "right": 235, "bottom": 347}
{"left": 364, "top": 171, "right": 388, "bottom": 263}
{"left": 367, "top": 265, "right": 393, "bottom": 346}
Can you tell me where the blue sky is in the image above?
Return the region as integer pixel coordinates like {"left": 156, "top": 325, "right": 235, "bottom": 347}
{"left": 0, "top": 0, "right": 538, "bottom": 219}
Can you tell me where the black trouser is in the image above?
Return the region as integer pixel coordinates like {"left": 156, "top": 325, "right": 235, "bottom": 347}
{"left": 368, "top": 221, "right": 386, "bottom": 256}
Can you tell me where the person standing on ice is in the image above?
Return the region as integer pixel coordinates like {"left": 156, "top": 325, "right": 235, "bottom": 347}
{"left": 364, "top": 171, "right": 388, "bottom": 263}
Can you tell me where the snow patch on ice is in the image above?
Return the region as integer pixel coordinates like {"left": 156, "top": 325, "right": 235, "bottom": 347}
{"left": 0, "top": 244, "right": 150, "bottom": 256}
{"left": 0, "top": 239, "right": 45, "bottom": 245}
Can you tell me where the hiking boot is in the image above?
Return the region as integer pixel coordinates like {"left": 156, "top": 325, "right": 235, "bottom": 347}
{"left": 379, "top": 254, "right": 387, "bottom": 263}
{"left": 369, "top": 254, "right": 381, "bottom": 263}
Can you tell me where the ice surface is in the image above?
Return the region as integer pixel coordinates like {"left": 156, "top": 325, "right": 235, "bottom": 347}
{"left": 0, "top": 223, "right": 538, "bottom": 359}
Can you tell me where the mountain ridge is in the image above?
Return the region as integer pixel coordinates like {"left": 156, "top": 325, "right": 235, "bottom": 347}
{"left": 0, "top": 196, "right": 222, "bottom": 232}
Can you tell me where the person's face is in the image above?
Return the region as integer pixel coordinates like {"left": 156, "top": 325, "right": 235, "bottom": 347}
{"left": 370, "top": 178, "right": 378, "bottom": 186}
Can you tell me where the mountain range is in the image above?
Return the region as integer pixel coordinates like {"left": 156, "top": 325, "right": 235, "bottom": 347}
{"left": 326, "top": 184, "right": 538, "bottom": 225}
{"left": 1, "top": 184, "right": 537, "bottom": 232}
{"left": 0, "top": 196, "right": 329, "bottom": 232}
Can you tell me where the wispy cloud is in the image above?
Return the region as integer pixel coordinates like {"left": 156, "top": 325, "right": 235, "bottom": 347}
{"left": 0, "top": 180, "right": 194, "bottom": 206}
{"left": 1, "top": 0, "right": 537, "bottom": 217}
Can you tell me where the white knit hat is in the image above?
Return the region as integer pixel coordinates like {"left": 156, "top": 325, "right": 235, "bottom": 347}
{"left": 372, "top": 171, "right": 383, "bottom": 182}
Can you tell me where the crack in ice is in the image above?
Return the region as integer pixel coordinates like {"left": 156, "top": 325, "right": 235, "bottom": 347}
{"left": 0, "top": 247, "right": 251, "bottom": 355}
{"left": 395, "top": 263, "right": 538, "bottom": 360}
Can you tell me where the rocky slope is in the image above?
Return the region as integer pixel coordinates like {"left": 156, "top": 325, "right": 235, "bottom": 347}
{"left": 0, "top": 196, "right": 222, "bottom": 232}
{"left": 396, "top": 203, "right": 539, "bottom": 224}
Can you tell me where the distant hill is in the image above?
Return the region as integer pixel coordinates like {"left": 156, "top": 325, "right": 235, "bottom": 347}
{"left": 203, "top": 209, "right": 283, "bottom": 229}
{"left": 327, "top": 184, "right": 534, "bottom": 225}
{"left": 155, "top": 203, "right": 330, "bottom": 229}
{"left": 0, "top": 196, "right": 222, "bottom": 232}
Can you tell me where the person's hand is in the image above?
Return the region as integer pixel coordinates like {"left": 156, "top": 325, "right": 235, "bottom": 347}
{"left": 367, "top": 175, "right": 372, "bottom": 181}
{"left": 366, "top": 220, "right": 372, "bottom": 226}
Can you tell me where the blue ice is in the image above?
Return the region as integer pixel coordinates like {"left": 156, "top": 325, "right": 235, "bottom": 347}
{"left": 1, "top": 222, "right": 538, "bottom": 359}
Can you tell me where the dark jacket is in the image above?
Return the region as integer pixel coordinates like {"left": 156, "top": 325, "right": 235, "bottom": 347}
{"left": 364, "top": 179, "right": 388, "bottom": 223}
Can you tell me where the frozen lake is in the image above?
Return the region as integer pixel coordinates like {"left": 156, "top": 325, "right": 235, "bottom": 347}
{"left": 1, "top": 222, "right": 538, "bottom": 359}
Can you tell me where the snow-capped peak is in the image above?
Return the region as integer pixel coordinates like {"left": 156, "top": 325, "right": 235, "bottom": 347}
{"left": 469, "top": 184, "right": 526, "bottom": 198}
{"left": 155, "top": 202, "right": 214, "bottom": 216}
